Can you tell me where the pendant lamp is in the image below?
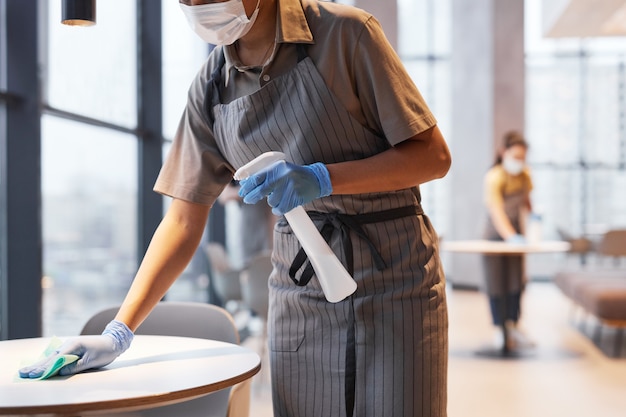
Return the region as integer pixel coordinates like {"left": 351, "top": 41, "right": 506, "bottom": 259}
{"left": 61, "top": 0, "right": 96, "bottom": 27}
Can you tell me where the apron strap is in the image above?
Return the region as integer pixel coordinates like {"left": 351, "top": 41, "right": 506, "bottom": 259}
{"left": 202, "top": 50, "right": 226, "bottom": 125}
{"left": 296, "top": 43, "right": 308, "bottom": 62}
{"left": 288, "top": 205, "right": 424, "bottom": 287}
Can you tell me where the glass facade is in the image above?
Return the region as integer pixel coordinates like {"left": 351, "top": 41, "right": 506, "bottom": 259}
{"left": 0, "top": 61, "right": 5, "bottom": 340}
{"left": 41, "top": 0, "right": 139, "bottom": 335}
{"left": 160, "top": 0, "right": 212, "bottom": 302}
{"left": 41, "top": 116, "right": 138, "bottom": 335}
{"left": 46, "top": 0, "right": 137, "bottom": 128}
{"left": 161, "top": 0, "right": 208, "bottom": 140}
{"left": 40, "top": 0, "right": 211, "bottom": 335}
{"left": 398, "top": 0, "right": 452, "bottom": 236}
{"left": 525, "top": 0, "right": 626, "bottom": 242}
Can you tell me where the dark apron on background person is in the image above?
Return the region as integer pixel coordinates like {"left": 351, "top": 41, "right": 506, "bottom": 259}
{"left": 206, "top": 45, "right": 448, "bottom": 417}
{"left": 482, "top": 188, "right": 526, "bottom": 324}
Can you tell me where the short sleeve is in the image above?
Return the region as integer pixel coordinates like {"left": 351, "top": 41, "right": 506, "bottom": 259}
{"left": 153, "top": 57, "right": 234, "bottom": 206}
{"left": 351, "top": 16, "right": 437, "bottom": 145}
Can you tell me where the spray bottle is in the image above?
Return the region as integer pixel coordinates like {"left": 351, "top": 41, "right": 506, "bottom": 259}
{"left": 234, "top": 152, "right": 358, "bottom": 303}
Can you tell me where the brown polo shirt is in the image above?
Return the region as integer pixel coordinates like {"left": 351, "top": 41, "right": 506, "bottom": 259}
{"left": 154, "top": 0, "right": 437, "bottom": 205}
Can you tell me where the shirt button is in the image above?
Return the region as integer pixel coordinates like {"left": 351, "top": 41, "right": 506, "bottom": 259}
{"left": 262, "top": 74, "right": 271, "bottom": 82}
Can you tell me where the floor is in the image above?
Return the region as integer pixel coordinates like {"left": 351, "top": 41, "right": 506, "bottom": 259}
{"left": 241, "top": 281, "right": 626, "bottom": 417}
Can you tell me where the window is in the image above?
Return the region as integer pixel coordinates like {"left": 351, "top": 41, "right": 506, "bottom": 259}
{"left": 38, "top": 0, "right": 217, "bottom": 335}
{"left": 525, "top": 0, "right": 626, "bottom": 275}
{"left": 41, "top": 0, "right": 139, "bottom": 335}
{"left": 398, "top": 0, "right": 452, "bottom": 235}
{"left": 525, "top": 0, "right": 626, "bottom": 237}
{"left": 160, "top": 0, "right": 212, "bottom": 301}
{"left": 46, "top": 0, "right": 137, "bottom": 128}
{"left": 162, "top": 0, "right": 208, "bottom": 140}
{"left": 42, "top": 116, "right": 138, "bottom": 335}
{"left": 0, "top": 88, "right": 6, "bottom": 341}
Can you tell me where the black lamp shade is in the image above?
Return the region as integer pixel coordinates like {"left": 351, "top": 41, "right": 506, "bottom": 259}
{"left": 62, "top": 0, "right": 96, "bottom": 26}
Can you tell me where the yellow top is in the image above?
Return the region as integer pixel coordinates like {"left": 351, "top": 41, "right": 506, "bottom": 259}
{"left": 484, "top": 164, "right": 533, "bottom": 207}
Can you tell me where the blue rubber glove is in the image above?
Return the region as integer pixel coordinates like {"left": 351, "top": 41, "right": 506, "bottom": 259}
{"left": 19, "top": 320, "right": 134, "bottom": 379}
{"left": 506, "top": 234, "right": 527, "bottom": 245}
{"left": 238, "top": 160, "right": 332, "bottom": 215}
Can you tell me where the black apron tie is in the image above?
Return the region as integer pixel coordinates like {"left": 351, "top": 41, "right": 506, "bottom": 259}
{"left": 288, "top": 205, "right": 424, "bottom": 287}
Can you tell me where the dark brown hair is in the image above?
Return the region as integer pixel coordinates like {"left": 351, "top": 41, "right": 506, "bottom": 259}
{"left": 494, "top": 130, "right": 528, "bottom": 165}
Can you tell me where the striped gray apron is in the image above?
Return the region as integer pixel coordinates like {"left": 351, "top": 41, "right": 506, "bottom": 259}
{"left": 206, "top": 46, "right": 448, "bottom": 417}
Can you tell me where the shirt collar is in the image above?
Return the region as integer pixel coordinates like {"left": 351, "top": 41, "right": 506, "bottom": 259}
{"left": 223, "top": 0, "right": 314, "bottom": 85}
{"left": 276, "top": 0, "right": 314, "bottom": 44}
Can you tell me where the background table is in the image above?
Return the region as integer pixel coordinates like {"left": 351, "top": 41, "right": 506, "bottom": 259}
{"left": 441, "top": 239, "right": 571, "bottom": 255}
{"left": 0, "top": 335, "right": 261, "bottom": 416}
{"left": 441, "top": 239, "right": 570, "bottom": 357}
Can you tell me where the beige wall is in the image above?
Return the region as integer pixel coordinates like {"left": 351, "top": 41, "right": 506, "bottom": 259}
{"left": 448, "top": 0, "right": 525, "bottom": 287}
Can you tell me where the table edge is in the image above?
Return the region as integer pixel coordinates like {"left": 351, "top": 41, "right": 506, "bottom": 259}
{"left": 440, "top": 240, "right": 571, "bottom": 255}
{"left": 0, "top": 362, "right": 261, "bottom": 416}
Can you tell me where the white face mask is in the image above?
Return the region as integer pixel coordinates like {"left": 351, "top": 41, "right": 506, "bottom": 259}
{"left": 179, "top": 0, "right": 260, "bottom": 46}
{"left": 502, "top": 155, "right": 525, "bottom": 176}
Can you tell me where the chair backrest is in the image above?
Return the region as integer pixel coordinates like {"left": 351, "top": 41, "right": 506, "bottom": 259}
{"left": 556, "top": 228, "right": 574, "bottom": 241}
{"left": 239, "top": 252, "right": 272, "bottom": 321}
{"left": 81, "top": 301, "right": 239, "bottom": 344}
{"left": 557, "top": 228, "right": 593, "bottom": 254}
{"left": 204, "top": 242, "right": 234, "bottom": 274}
{"left": 81, "top": 302, "right": 243, "bottom": 417}
{"left": 597, "top": 229, "right": 626, "bottom": 258}
{"left": 204, "top": 243, "right": 243, "bottom": 303}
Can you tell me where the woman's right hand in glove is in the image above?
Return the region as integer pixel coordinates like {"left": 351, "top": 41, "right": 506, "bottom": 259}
{"left": 18, "top": 320, "right": 134, "bottom": 378}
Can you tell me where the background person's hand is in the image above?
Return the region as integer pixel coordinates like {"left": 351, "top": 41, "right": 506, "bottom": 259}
{"left": 238, "top": 160, "right": 332, "bottom": 215}
{"left": 506, "top": 234, "right": 526, "bottom": 245}
{"left": 19, "top": 320, "right": 133, "bottom": 379}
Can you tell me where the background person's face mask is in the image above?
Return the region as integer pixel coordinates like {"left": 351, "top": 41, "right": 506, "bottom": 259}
{"left": 502, "top": 155, "right": 525, "bottom": 176}
{"left": 180, "top": 0, "right": 260, "bottom": 46}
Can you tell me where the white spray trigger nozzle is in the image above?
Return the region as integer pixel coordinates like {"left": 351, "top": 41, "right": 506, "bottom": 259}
{"left": 231, "top": 151, "right": 357, "bottom": 303}
{"left": 234, "top": 151, "right": 286, "bottom": 181}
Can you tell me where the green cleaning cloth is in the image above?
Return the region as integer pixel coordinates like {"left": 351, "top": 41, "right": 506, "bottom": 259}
{"left": 19, "top": 336, "right": 79, "bottom": 380}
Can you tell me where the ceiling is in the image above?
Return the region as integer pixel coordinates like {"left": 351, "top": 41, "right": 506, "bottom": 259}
{"left": 543, "top": 0, "right": 626, "bottom": 37}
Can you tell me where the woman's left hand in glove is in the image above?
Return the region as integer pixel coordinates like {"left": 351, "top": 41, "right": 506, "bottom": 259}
{"left": 238, "top": 160, "right": 332, "bottom": 215}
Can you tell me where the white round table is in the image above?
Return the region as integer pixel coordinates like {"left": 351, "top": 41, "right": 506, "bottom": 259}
{"left": 441, "top": 239, "right": 570, "bottom": 255}
{"left": 0, "top": 335, "right": 261, "bottom": 416}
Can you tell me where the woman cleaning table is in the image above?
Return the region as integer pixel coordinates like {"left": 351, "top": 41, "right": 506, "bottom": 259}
{"left": 482, "top": 130, "right": 536, "bottom": 350}
{"left": 20, "top": 1, "right": 452, "bottom": 416}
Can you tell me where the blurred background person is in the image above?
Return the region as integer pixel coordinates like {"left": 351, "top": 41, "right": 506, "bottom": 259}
{"left": 482, "top": 130, "right": 535, "bottom": 350}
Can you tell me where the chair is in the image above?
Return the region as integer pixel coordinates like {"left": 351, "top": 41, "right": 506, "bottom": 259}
{"left": 239, "top": 252, "right": 272, "bottom": 381}
{"left": 81, "top": 301, "right": 251, "bottom": 417}
{"left": 556, "top": 228, "right": 594, "bottom": 265}
{"left": 239, "top": 252, "right": 272, "bottom": 322}
{"left": 554, "top": 229, "right": 626, "bottom": 357}
{"left": 595, "top": 229, "right": 626, "bottom": 264}
{"left": 204, "top": 243, "right": 244, "bottom": 310}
